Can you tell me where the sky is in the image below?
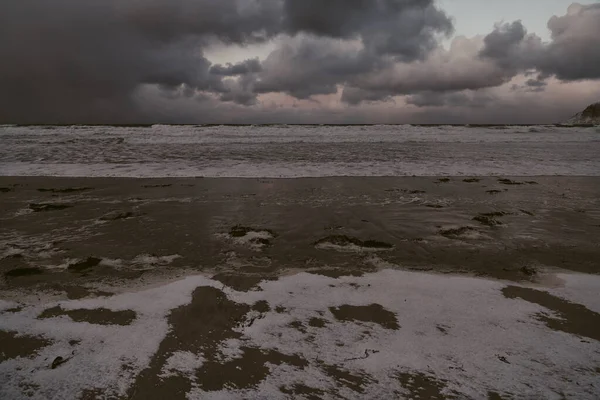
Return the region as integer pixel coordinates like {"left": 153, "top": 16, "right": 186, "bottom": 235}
{"left": 1, "top": 0, "right": 599, "bottom": 124}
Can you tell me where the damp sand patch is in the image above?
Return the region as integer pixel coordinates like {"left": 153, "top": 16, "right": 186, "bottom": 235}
{"left": 329, "top": 304, "right": 400, "bottom": 330}
{"left": 0, "top": 331, "right": 51, "bottom": 362}
{"left": 502, "top": 286, "right": 600, "bottom": 342}
{"left": 38, "top": 306, "right": 136, "bottom": 326}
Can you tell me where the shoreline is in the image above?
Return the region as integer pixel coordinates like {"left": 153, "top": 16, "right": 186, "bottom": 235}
{"left": 2, "top": 175, "right": 600, "bottom": 399}
{"left": 2, "top": 175, "right": 599, "bottom": 283}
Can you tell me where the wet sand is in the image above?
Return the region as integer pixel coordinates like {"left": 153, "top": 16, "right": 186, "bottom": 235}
{"left": 1, "top": 176, "right": 600, "bottom": 399}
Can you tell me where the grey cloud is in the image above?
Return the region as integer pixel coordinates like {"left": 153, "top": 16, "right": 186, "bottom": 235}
{"left": 210, "top": 59, "right": 262, "bottom": 76}
{"left": 480, "top": 3, "right": 600, "bottom": 81}
{"left": 339, "top": 36, "right": 510, "bottom": 104}
{"left": 254, "top": 36, "right": 376, "bottom": 99}
{"left": 283, "top": 0, "right": 453, "bottom": 60}
{"left": 405, "top": 91, "right": 496, "bottom": 108}
{"left": 137, "top": 80, "right": 600, "bottom": 125}
{"left": 217, "top": 75, "right": 259, "bottom": 106}
{"left": 479, "top": 21, "right": 527, "bottom": 62}
{"left": 525, "top": 78, "right": 547, "bottom": 88}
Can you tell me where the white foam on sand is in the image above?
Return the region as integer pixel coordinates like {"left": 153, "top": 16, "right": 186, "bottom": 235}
{"left": 0, "top": 275, "right": 219, "bottom": 400}
{"left": 547, "top": 273, "right": 600, "bottom": 314}
{"left": 214, "top": 271, "right": 600, "bottom": 399}
{"left": 1, "top": 269, "right": 599, "bottom": 399}
{"left": 159, "top": 351, "right": 205, "bottom": 381}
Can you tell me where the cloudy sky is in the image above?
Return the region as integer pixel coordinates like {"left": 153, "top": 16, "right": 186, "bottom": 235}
{"left": 1, "top": 1, "right": 599, "bottom": 124}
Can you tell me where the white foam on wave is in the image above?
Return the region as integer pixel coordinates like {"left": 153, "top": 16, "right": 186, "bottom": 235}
{"left": 1, "top": 125, "right": 599, "bottom": 177}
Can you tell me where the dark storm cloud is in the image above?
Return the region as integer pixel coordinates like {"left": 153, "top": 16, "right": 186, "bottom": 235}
{"left": 0, "top": 0, "right": 278, "bottom": 123}
{"left": 0, "top": 0, "right": 454, "bottom": 123}
{"left": 282, "top": 0, "right": 453, "bottom": 59}
{"left": 480, "top": 3, "right": 600, "bottom": 81}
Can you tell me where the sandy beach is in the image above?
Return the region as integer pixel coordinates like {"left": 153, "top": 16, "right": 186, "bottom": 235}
{"left": 1, "top": 176, "right": 600, "bottom": 399}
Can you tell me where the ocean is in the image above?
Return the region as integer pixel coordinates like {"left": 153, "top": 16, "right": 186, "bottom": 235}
{"left": 1, "top": 124, "right": 599, "bottom": 177}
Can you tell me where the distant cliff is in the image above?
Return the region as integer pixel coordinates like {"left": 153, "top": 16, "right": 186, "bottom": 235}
{"left": 565, "top": 102, "right": 600, "bottom": 125}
